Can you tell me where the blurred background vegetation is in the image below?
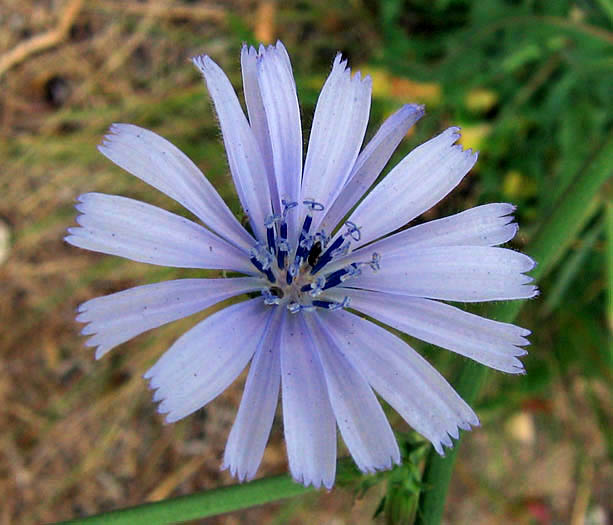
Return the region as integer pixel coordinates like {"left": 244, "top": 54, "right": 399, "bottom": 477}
{"left": 0, "top": 0, "right": 611, "bottom": 523}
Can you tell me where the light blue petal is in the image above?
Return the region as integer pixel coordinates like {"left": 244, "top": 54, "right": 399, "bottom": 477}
{"left": 222, "top": 308, "right": 283, "bottom": 481}
{"left": 97, "top": 123, "right": 255, "bottom": 252}
{"left": 301, "top": 54, "right": 372, "bottom": 232}
{"left": 320, "top": 104, "right": 424, "bottom": 234}
{"left": 319, "top": 309, "right": 479, "bottom": 455}
{"left": 362, "top": 203, "right": 518, "bottom": 255}
{"left": 65, "top": 193, "right": 254, "bottom": 274}
{"left": 348, "top": 127, "right": 478, "bottom": 247}
{"left": 256, "top": 41, "right": 303, "bottom": 237}
{"left": 77, "top": 277, "right": 265, "bottom": 359}
{"left": 192, "top": 54, "right": 272, "bottom": 242}
{"left": 346, "top": 246, "right": 538, "bottom": 302}
{"left": 145, "top": 299, "right": 272, "bottom": 423}
{"left": 241, "top": 45, "right": 278, "bottom": 209}
{"left": 343, "top": 289, "right": 529, "bottom": 374}
{"left": 280, "top": 311, "right": 336, "bottom": 489}
{"left": 305, "top": 313, "right": 400, "bottom": 473}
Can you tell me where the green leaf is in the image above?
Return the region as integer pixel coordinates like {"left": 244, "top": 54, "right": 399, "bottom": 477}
{"left": 542, "top": 211, "right": 605, "bottom": 315}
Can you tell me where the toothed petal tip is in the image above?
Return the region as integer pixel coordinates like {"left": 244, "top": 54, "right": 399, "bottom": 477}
{"left": 457, "top": 420, "right": 471, "bottom": 431}
{"left": 511, "top": 362, "right": 527, "bottom": 374}
{"left": 191, "top": 54, "right": 211, "bottom": 70}
{"left": 433, "top": 442, "right": 445, "bottom": 456}
{"left": 440, "top": 433, "right": 453, "bottom": 449}
{"left": 524, "top": 255, "right": 538, "bottom": 271}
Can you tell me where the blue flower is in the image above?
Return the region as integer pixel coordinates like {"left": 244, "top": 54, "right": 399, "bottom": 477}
{"left": 66, "top": 41, "right": 537, "bottom": 489}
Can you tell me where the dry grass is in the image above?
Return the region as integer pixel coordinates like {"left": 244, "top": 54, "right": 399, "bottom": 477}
{"left": 0, "top": 1, "right": 610, "bottom": 524}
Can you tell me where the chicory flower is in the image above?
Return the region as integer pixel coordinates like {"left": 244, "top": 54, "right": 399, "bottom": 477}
{"left": 66, "top": 41, "right": 537, "bottom": 489}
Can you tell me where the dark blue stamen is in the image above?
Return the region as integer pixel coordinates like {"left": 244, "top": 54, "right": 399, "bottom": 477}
{"left": 275, "top": 215, "right": 288, "bottom": 267}
{"left": 277, "top": 243, "right": 287, "bottom": 270}
{"left": 293, "top": 200, "right": 324, "bottom": 272}
{"left": 310, "top": 221, "right": 361, "bottom": 274}
{"left": 293, "top": 214, "right": 314, "bottom": 263}
{"left": 310, "top": 235, "right": 344, "bottom": 274}
{"left": 266, "top": 225, "right": 275, "bottom": 252}
{"left": 294, "top": 237, "right": 313, "bottom": 265}
{"left": 265, "top": 214, "right": 280, "bottom": 253}
{"left": 321, "top": 263, "right": 361, "bottom": 290}
{"left": 322, "top": 267, "right": 349, "bottom": 290}
{"left": 278, "top": 200, "right": 297, "bottom": 259}
{"left": 312, "top": 299, "right": 335, "bottom": 309}
{"left": 249, "top": 256, "right": 263, "bottom": 272}
{"left": 250, "top": 256, "right": 276, "bottom": 284}
{"left": 302, "top": 214, "right": 313, "bottom": 235}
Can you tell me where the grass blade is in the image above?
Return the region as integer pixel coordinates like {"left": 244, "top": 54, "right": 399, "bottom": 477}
{"left": 416, "top": 132, "right": 613, "bottom": 525}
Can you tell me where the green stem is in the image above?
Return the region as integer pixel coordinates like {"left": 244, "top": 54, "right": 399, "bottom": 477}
{"left": 58, "top": 459, "right": 362, "bottom": 524}
{"left": 606, "top": 201, "right": 613, "bottom": 368}
{"left": 416, "top": 132, "right": 613, "bottom": 525}
{"left": 59, "top": 473, "right": 313, "bottom": 524}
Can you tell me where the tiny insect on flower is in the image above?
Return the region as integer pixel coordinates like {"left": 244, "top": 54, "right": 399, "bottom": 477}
{"left": 66, "top": 41, "right": 537, "bottom": 489}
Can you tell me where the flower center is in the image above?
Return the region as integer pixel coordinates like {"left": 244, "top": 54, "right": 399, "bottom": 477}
{"left": 249, "top": 200, "right": 380, "bottom": 313}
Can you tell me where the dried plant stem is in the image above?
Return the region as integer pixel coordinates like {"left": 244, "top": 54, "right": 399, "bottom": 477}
{"left": 0, "top": 0, "right": 84, "bottom": 78}
{"left": 95, "top": 1, "right": 226, "bottom": 22}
